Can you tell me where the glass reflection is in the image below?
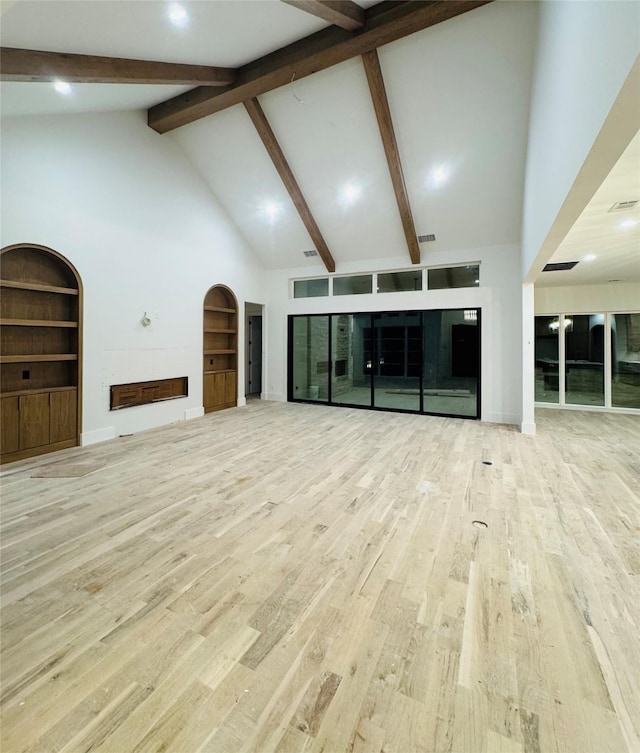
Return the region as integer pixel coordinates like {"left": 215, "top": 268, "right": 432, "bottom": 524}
{"left": 423, "top": 310, "right": 478, "bottom": 416}
{"left": 534, "top": 316, "right": 560, "bottom": 403}
{"left": 565, "top": 314, "right": 604, "bottom": 406}
{"left": 372, "top": 312, "right": 421, "bottom": 411}
{"left": 330, "top": 314, "right": 372, "bottom": 406}
{"left": 612, "top": 313, "right": 640, "bottom": 409}
{"left": 291, "top": 316, "right": 329, "bottom": 401}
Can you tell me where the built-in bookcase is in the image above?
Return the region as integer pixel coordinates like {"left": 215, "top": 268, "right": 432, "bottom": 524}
{"left": 0, "top": 245, "right": 82, "bottom": 463}
{"left": 203, "top": 285, "right": 237, "bottom": 413}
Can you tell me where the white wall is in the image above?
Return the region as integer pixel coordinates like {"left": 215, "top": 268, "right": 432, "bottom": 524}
{"left": 1, "top": 110, "right": 266, "bottom": 444}
{"left": 535, "top": 283, "right": 640, "bottom": 315}
{"left": 264, "top": 243, "right": 523, "bottom": 425}
{"left": 521, "top": 1, "right": 640, "bottom": 279}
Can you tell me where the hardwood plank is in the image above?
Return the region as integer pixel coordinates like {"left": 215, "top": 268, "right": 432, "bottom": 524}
{"left": 0, "top": 404, "right": 638, "bottom": 752}
{"left": 148, "top": 1, "right": 492, "bottom": 132}
{"left": 282, "top": 0, "right": 365, "bottom": 30}
{"left": 244, "top": 97, "right": 336, "bottom": 273}
{"left": 0, "top": 47, "right": 235, "bottom": 86}
{"left": 362, "top": 49, "right": 420, "bottom": 264}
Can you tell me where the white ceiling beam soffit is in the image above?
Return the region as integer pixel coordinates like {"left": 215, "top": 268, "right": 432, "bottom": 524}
{"left": 244, "top": 97, "right": 336, "bottom": 273}
{"left": 362, "top": 49, "right": 420, "bottom": 265}
{"left": 148, "top": 0, "right": 493, "bottom": 133}
{"left": 281, "top": 0, "right": 365, "bottom": 31}
{"left": 0, "top": 47, "right": 235, "bottom": 86}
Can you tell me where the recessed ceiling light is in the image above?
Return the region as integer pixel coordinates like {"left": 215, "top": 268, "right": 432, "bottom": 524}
{"left": 168, "top": 3, "right": 188, "bottom": 26}
{"left": 341, "top": 183, "right": 361, "bottom": 204}
{"left": 583, "top": 254, "right": 597, "bottom": 262}
{"left": 53, "top": 80, "right": 72, "bottom": 95}
{"left": 618, "top": 218, "right": 638, "bottom": 229}
{"left": 428, "top": 164, "right": 450, "bottom": 188}
{"left": 264, "top": 201, "right": 282, "bottom": 221}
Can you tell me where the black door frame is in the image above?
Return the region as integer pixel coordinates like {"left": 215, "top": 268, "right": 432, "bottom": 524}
{"left": 287, "top": 307, "right": 482, "bottom": 420}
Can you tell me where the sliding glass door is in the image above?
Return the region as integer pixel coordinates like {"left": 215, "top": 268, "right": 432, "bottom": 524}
{"left": 330, "top": 314, "right": 371, "bottom": 406}
{"left": 289, "top": 309, "right": 480, "bottom": 419}
{"left": 423, "top": 309, "right": 479, "bottom": 417}
{"left": 534, "top": 312, "right": 640, "bottom": 411}
{"left": 612, "top": 313, "right": 640, "bottom": 409}
{"left": 372, "top": 312, "right": 421, "bottom": 411}
{"left": 291, "top": 315, "right": 329, "bottom": 402}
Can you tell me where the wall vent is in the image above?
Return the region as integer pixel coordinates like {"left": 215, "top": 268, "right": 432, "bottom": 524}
{"left": 303, "top": 249, "right": 318, "bottom": 257}
{"left": 418, "top": 234, "right": 436, "bottom": 243}
{"left": 609, "top": 200, "right": 638, "bottom": 212}
{"left": 542, "top": 261, "right": 579, "bottom": 272}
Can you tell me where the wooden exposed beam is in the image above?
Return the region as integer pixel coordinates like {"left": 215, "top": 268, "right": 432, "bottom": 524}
{"left": 0, "top": 47, "right": 235, "bottom": 86}
{"left": 148, "top": 1, "right": 492, "bottom": 133}
{"left": 362, "top": 49, "right": 419, "bottom": 265}
{"left": 281, "top": 0, "right": 365, "bottom": 31}
{"left": 244, "top": 98, "right": 336, "bottom": 273}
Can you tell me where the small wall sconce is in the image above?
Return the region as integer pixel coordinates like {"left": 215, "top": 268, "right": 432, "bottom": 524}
{"left": 141, "top": 312, "right": 152, "bottom": 327}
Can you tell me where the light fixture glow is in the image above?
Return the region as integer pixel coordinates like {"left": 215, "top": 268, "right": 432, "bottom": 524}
{"left": 53, "top": 80, "right": 72, "bottom": 95}
{"left": 549, "top": 318, "right": 573, "bottom": 331}
{"left": 464, "top": 310, "right": 477, "bottom": 321}
{"left": 618, "top": 218, "right": 638, "bottom": 229}
{"left": 264, "top": 201, "right": 282, "bottom": 222}
{"left": 427, "top": 164, "right": 451, "bottom": 189}
{"left": 583, "top": 254, "right": 597, "bottom": 262}
{"left": 168, "top": 3, "right": 188, "bottom": 25}
{"left": 341, "top": 182, "right": 361, "bottom": 205}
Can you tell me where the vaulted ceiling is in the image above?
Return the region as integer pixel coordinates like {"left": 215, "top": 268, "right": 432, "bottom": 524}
{"left": 1, "top": 0, "right": 637, "bottom": 282}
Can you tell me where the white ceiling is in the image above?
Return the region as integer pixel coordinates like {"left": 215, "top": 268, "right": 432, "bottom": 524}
{"left": 536, "top": 130, "right": 640, "bottom": 287}
{"left": 1, "top": 0, "right": 635, "bottom": 281}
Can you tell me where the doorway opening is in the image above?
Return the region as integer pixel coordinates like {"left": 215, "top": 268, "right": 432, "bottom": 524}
{"left": 245, "top": 303, "right": 263, "bottom": 398}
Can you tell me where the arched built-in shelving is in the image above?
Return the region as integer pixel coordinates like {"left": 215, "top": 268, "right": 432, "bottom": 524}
{"left": 1, "top": 244, "right": 82, "bottom": 463}
{"left": 203, "top": 285, "right": 237, "bottom": 413}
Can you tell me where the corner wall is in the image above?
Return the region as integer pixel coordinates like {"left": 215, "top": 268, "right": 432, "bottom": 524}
{"left": 1, "top": 111, "right": 266, "bottom": 444}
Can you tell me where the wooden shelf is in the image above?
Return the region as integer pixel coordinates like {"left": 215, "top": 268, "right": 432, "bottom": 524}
{"left": 203, "top": 286, "right": 238, "bottom": 415}
{"left": 1, "top": 385, "right": 77, "bottom": 398}
{"left": 1, "top": 246, "right": 82, "bottom": 464}
{"left": 0, "top": 279, "right": 79, "bottom": 296}
{"left": 204, "top": 305, "right": 236, "bottom": 314}
{"left": 0, "top": 318, "right": 78, "bottom": 328}
{"left": 0, "top": 354, "right": 78, "bottom": 363}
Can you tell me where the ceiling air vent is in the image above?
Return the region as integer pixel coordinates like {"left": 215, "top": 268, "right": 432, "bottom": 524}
{"left": 609, "top": 200, "right": 639, "bottom": 212}
{"left": 542, "top": 261, "right": 579, "bottom": 272}
{"left": 418, "top": 234, "right": 436, "bottom": 243}
{"left": 303, "top": 249, "right": 318, "bottom": 258}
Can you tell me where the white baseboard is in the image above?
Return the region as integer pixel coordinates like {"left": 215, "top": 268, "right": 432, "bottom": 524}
{"left": 184, "top": 407, "right": 204, "bottom": 420}
{"left": 520, "top": 421, "right": 536, "bottom": 436}
{"left": 482, "top": 412, "right": 520, "bottom": 426}
{"left": 263, "top": 392, "right": 285, "bottom": 402}
{"left": 81, "top": 427, "right": 116, "bottom": 446}
{"left": 237, "top": 397, "right": 247, "bottom": 407}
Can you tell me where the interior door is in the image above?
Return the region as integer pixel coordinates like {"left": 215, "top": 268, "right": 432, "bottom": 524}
{"left": 246, "top": 315, "right": 262, "bottom": 396}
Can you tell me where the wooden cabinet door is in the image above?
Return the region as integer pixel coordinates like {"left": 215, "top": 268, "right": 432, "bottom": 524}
{"left": 224, "top": 372, "right": 237, "bottom": 406}
{"left": 1, "top": 396, "right": 20, "bottom": 455}
{"left": 203, "top": 373, "right": 215, "bottom": 411}
{"left": 50, "top": 390, "right": 77, "bottom": 444}
{"left": 19, "top": 393, "right": 50, "bottom": 450}
{"left": 212, "top": 373, "right": 226, "bottom": 408}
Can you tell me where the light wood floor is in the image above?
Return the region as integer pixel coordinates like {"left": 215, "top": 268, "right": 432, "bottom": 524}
{"left": 1, "top": 402, "right": 639, "bottom": 753}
